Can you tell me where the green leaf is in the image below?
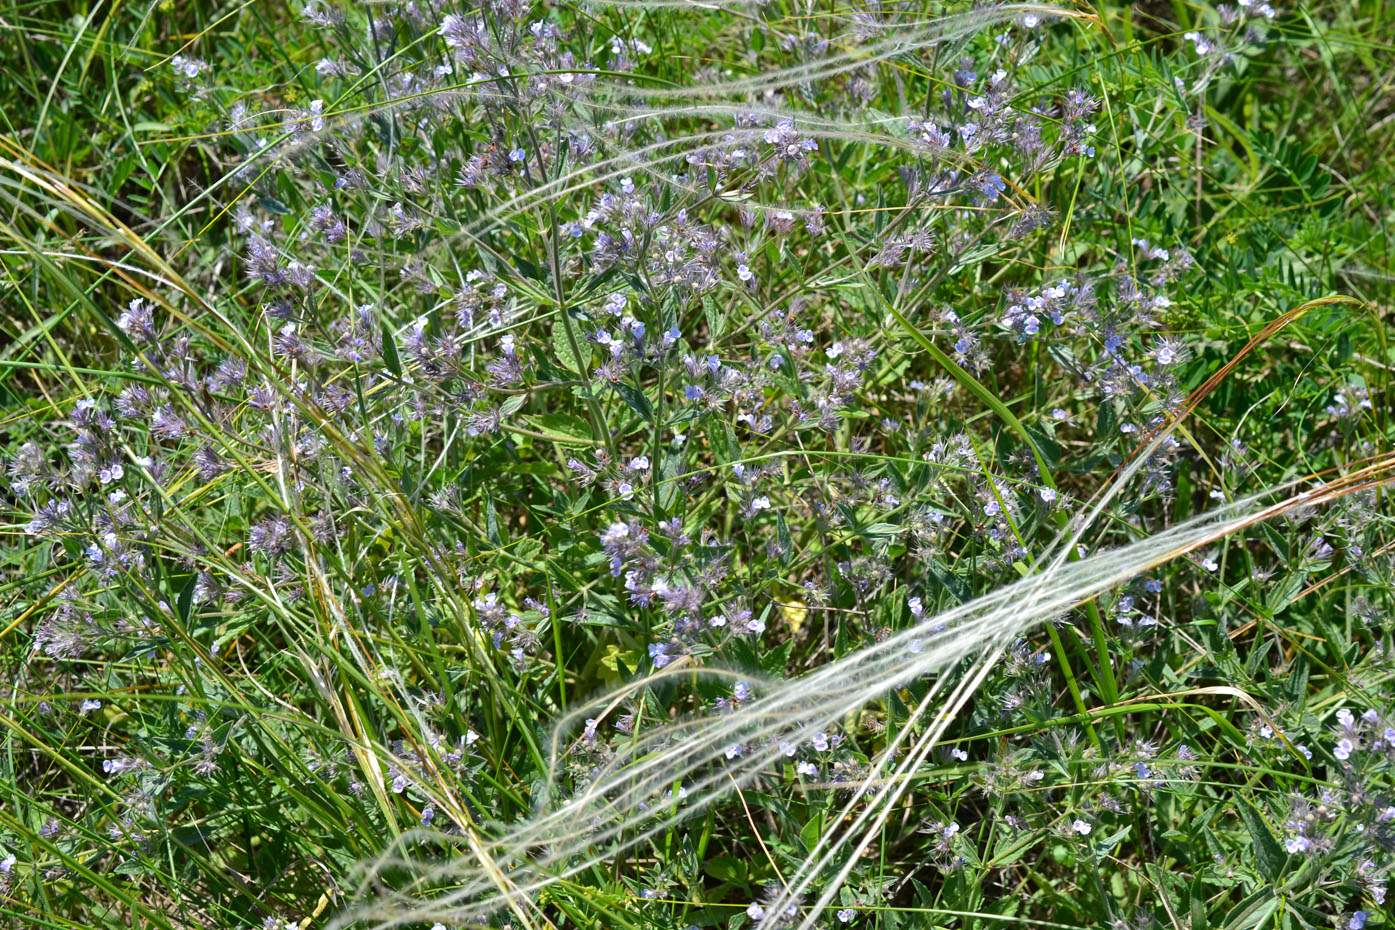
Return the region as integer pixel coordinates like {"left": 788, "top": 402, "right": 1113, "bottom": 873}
{"left": 513, "top": 537, "right": 544, "bottom": 566}
{"left": 1023, "top": 424, "right": 1062, "bottom": 469}
{"left": 575, "top": 609, "right": 628, "bottom": 628}
{"left": 776, "top": 511, "right": 792, "bottom": 563}
{"left": 552, "top": 317, "right": 586, "bottom": 374}
{"left": 760, "top": 640, "right": 793, "bottom": 676}
{"left": 1222, "top": 887, "right": 1278, "bottom": 930}
{"left": 989, "top": 833, "right": 1038, "bottom": 867}
{"left": 380, "top": 322, "right": 402, "bottom": 379}
{"left": 1238, "top": 801, "right": 1288, "bottom": 881}
{"left": 612, "top": 381, "right": 653, "bottom": 420}
{"left": 1096, "top": 400, "right": 1118, "bottom": 440}
{"left": 1276, "top": 655, "right": 1309, "bottom": 707}
{"left": 526, "top": 413, "right": 593, "bottom": 444}
{"left": 1265, "top": 571, "right": 1305, "bottom": 613}
{"left": 704, "top": 856, "right": 748, "bottom": 884}
{"left": 484, "top": 494, "right": 501, "bottom": 546}
{"left": 1190, "top": 876, "right": 1209, "bottom": 930}
{"left": 176, "top": 574, "right": 196, "bottom": 625}
{"left": 703, "top": 296, "right": 725, "bottom": 342}
{"left": 257, "top": 195, "right": 293, "bottom": 215}
{"left": 659, "top": 450, "right": 682, "bottom": 512}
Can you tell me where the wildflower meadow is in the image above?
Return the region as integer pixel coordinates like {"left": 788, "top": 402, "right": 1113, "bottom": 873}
{"left": 1, "top": 0, "right": 1393, "bottom": 928}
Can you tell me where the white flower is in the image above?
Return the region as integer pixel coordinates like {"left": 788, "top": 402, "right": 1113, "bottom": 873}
{"left": 1072, "top": 819, "right": 1092, "bottom": 836}
{"left": 170, "top": 54, "right": 201, "bottom": 78}
{"left": 1183, "top": 31, "right": 1214, "bottom": 55}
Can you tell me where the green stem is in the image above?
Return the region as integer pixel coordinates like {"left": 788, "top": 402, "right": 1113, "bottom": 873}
{"left": 872, "top": 287, "right": 1121, "bottom": 748}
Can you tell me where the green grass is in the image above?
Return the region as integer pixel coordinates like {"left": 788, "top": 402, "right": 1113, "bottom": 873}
{"left": 0, "top": 0, "right": 1393, "bottom": 928}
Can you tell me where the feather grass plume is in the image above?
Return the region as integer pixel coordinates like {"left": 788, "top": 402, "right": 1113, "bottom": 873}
{"left": 338, "top": 452, "right": 1395, "bottom": 930}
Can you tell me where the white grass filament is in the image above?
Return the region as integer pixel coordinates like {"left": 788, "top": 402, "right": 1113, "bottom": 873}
{"left": 339, "top": 455, "right": 1395, "bottom": 930}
